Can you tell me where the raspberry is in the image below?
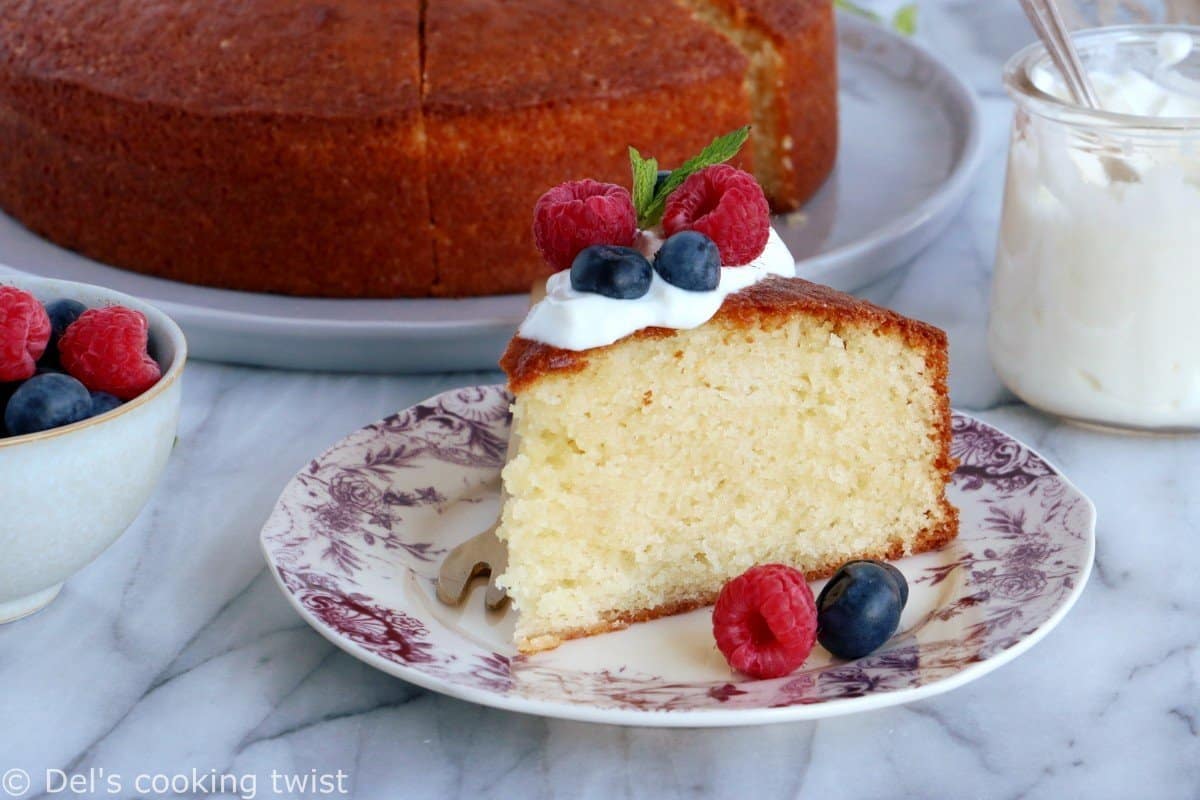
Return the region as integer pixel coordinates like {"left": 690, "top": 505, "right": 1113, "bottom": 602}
{"left": 0, "top": 286, "right": 51, "bottom": 382}
{"left": 533, "top": 180, "right": 637, "bottom": 271}
{"left": 59, "top": 306, "right": 161, "bottom": 400}
{"left": 712, "top": 564, "right": 817, "bottom": 679}
{"left": 662, "top": 164, "right": 770, "bottom": 266}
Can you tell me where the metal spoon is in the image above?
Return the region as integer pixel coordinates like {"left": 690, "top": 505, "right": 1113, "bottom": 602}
{"left": 1019, "top": 0, "right": 1139, "bottom": 182}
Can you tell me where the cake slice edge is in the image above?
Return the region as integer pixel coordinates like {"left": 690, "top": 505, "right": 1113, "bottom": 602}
{"left": 500, "top": 276, "right": 959, "bottom": 655}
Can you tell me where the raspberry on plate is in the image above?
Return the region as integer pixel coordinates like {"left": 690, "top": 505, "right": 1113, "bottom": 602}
{"left": 0, "top": 286, "right": 52, "bottom": 382}
{"left": 662, "top": 164, "right": 770, "bottom": 266}
{"left": 59, "top": 306, "right": 162, "bottom": 400}
{"left": 533, "top": 180, "right": 637, "bottom": 271}
{"left": 712, "top": 564, "right": 817, "bottom": 679}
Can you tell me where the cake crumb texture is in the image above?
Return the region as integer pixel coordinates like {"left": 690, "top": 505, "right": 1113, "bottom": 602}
{"left": 497, "top": 277, "right": 957, "bottom": 653}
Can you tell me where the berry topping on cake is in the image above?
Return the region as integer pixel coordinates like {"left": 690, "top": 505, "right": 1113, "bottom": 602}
{"left": 571, "top": 245, "right": 653, "bottom": 299}
{"left": 4, "top": 372, "right": 92, "bottom": 436}
{"left": 662, "top": 164, "right": 770, "bottom": 266}
{"left": 816, "top": 560, "right": 906, "bottom": 659}
{"left": 530, "top": 128, "right": 778, "bottom": 310}
{"left": 713, "top": 564, "right": 818, "bottom": 679}
{"left": 654, "top": 231, "right": 720, "bottom": 292}
{"left": 59, "top": 306, "right": 162, "bottom": 400}
{"left": 0, "top": 286, "right": 51, "bottom": 382}
{"left": 628, "top": 126, "right": 750, "bottom": 229}
{"left": 533, "top": 180, "right": 637, "bottom": 271}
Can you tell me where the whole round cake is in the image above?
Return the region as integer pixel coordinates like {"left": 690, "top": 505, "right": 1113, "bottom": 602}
{"left": 0, "top": 0, "right": 837, "bottom": 298}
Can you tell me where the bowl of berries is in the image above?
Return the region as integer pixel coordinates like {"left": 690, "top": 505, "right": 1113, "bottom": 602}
{"left": 0, "top": 274, "right": 186, "bottom": 623}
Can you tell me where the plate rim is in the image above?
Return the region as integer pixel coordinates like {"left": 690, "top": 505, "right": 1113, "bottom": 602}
{"left": 0, "top": 13, "right": 984, "bottom": 369}
{"left": 260, "top": 386, "right": 1096, "bottom": 728}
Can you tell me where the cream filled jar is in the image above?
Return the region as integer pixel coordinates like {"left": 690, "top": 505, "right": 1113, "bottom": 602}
{"left": 991, "top": 26, "right": 1200, "bottom": 432}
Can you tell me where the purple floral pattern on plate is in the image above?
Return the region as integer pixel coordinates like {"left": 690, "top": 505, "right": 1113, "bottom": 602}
{"left": 261, "top": 386, "right": 1095, "bottom": 725}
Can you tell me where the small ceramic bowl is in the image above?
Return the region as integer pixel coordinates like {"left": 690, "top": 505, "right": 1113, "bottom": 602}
{"left": 0, "top": 274, "right": 186, "bottom": 623}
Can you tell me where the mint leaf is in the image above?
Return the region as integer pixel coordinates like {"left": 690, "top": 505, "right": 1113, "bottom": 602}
{"left": 892, "top": 4, "right": 917, "bottom": 35}
{"left": 640, "top": 125, "right": 750, "bottom": 227}
{"left": 835, "top": 0, "right": 918, "bottom": 35}
{"left": 834, "top": 0, "right": 882, "bottom": 23}
{"left": 629, "top": 146, "right": 659, "bottom": 225}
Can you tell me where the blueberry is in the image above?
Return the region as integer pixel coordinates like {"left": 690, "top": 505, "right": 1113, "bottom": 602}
{"left": 88, "top": 391, "right": 123, "bottom": 419}
{"left": 839, "top": 559, "right": 908, "bottom": 609}
{"left": 570, "top": 245, "right": 652, "bottom": 299}
{"left": 816, "top": 561, "right": 905, "bottom": 659}
{"left": 653, "top": 169, "right": 672, "bottom": 196}
{"left": 4, "top": 373, "right": 92, "bottom": 436}
{"left": 40, "top": 298, "right": 87, "bottom": 365}
{"left": 0, "top": 382, "right": 19, "bottom": 436}
{"left": 654, "top": 231, "right": 720, "bottom": 291}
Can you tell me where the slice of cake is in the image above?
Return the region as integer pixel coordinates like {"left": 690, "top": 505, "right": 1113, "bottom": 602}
{"left": 493, "top": 133, "right": 957, "bottom": 653}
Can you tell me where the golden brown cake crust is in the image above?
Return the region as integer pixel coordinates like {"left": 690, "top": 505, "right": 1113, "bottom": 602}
{"left": 517, "top": 502, "right": 960, "bottom": 653}
{"left": 696, "top": 0, "right": 839, "bottom": 209}
{"left": 0, "top": 0, "right": 435, "bottom": 297}
{"left": 760, "top": 0, "right": 840, "bottom": 208}
{"left": 0, "top": 0, "right": 420, "bottom": 116}
{"left": 0, "top": 0, "right": 836, "bottom": 298}
{"left": 423, "top": 0, "right": 748, "bottom": 114}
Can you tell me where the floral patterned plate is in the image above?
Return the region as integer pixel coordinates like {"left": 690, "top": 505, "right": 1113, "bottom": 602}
{"left": 261, "top": 385, "right": 1095, "bottom": 727}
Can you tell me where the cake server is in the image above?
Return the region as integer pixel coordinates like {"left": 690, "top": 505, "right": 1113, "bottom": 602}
{"left": 436, "top": 522, "right": 509, "bottom": 609}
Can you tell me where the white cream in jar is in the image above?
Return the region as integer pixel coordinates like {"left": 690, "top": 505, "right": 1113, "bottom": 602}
{"left": 990, "top": 28, "right": 1200, "bottom": 430}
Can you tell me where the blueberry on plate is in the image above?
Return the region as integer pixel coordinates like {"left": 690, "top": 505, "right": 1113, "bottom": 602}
{"left": 654, "top": 231, "right": 721, "bottom": 292}
{"left": 570, "top": 245, "right": 653, "bottom": 300}
{"left": 816, "top": 560, "right": 905, "bottom": 659}
{"left": 41, "top": 298, "right": 87, "bottom": 365}
{"left": 838, "top": 558, "right": 908, "bottom": 609}
{"left": 88, "top": 391, "right": 123, "bottom": 419}
{"left": 4, "top": 372, "right": 93, "bottom": 436}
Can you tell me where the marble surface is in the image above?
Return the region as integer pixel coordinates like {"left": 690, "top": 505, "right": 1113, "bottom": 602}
{"left": 2, "top": 2, "right": 1198, "bottom": 798}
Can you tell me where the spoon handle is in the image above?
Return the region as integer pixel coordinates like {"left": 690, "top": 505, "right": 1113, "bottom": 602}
{"left": 1019, "top": 0, "right": 1102, "bottom": 109}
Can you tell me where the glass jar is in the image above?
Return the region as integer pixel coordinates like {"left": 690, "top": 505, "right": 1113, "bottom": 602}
{"left": 991, "top": 26, "right": 1200, "bottom": 433}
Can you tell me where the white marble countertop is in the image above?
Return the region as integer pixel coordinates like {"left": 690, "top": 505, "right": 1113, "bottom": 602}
{"left": 3, "top": 2, "right": 1198, "bottom": 798}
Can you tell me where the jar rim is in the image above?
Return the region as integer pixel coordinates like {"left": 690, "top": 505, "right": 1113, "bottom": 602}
{"left": 1003, "top": 24, "right": 1200, "bottom": 130}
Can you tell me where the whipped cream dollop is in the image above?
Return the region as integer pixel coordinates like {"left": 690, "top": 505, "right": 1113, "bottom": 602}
{"left": 518, "top": 227, "right": 795, "bottom": 351}
{"left": 990, "top": 31, "right": 1200, "bottom": 429}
